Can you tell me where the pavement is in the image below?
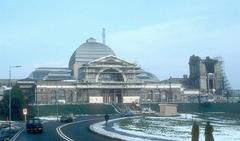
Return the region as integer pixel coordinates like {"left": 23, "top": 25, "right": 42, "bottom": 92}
{"left": 0, "top": 121, "right": 24, "bottom": 141}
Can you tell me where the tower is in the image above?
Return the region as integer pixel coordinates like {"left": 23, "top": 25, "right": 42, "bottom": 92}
{"left": 188, "top": 55, "right": 227, "bottom": 95}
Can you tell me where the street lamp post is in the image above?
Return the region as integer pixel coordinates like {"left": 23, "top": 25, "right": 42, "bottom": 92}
{"left": 55, "top": 81, "right": 59, "bottom": 121}
{"left": 57, "top": 90, "right": 59, "bottom": 121}
{"left": 34, "top": 82, "right": 40, "bottom": 117}
{"left": 9, "top": 65, "right": 22, "bottom": 130}
{"left": 168, "top": 76, "right": 172, "bottom": 103}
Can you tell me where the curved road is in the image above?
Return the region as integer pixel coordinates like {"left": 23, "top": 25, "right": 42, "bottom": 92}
{"left": 15, "top": 115, "right": 119, "bottom": 141}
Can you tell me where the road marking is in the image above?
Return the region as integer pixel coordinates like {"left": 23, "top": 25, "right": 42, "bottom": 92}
{"left": 11, "top": 120, "right": 48, "bottom": 141}
{"left": 11, "top": 128, "right": 24, "bottom": 141}
{"left": 111, "top": 104, "right": 121, "bottom": 114}
{"left": 56, "top": 118, "right": 98, "bottom": 141}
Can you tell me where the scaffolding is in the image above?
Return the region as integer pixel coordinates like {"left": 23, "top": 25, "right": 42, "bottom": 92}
{"left": 214, "top": 56, "right": 231, "bottom": 95}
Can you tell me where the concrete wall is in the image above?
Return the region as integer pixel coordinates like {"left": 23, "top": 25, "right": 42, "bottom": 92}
{"left": 29, "top": 104, "right": 117, "bottom": 117}
{"left": 159, "top": 104, "right": 177, "bottom": 116}
{"left": 145, "top": 103, "right": 240, "bottom": 114}
{"left": 178, "top": 103, "right": 240, "bottom": 113}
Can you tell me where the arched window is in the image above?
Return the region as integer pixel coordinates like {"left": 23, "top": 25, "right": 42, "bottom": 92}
{"left": 98, "top": 69, "right": 124, "bottom": 82}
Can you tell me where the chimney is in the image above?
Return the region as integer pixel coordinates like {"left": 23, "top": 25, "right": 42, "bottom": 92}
{"left": 102, "top": 28, "right": 106, "bottom": 45}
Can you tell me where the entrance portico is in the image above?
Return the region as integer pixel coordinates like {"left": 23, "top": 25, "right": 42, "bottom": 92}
{"left": 101, "top": 89, "right": 123, "bottom": 103}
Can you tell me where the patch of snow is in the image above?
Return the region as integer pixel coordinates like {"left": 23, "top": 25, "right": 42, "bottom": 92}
{"left": 113, "top": 123, "right": 169, "bottom": 140}
{"left": 114, "top": 114, "right": 240, "bottom": 141}
{"left": 39, "top": 116, "right": 58, "bottom": 121}
{"left": 90, "top": 117, "right": 157, "bottom": 141}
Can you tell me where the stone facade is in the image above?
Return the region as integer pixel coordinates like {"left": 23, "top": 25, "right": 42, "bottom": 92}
{"left": 17, "top": 38, "right": 184, "bottom": 105}
{"left": 189, "top": 55, "right": 224, "bottom": 94}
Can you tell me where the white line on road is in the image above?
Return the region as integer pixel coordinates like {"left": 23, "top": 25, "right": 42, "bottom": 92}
{"left": 11, "top": 128, "right": 24, "bottom": 141}
{"left": 56, "top": 118, "right": 98, "bottom": 141}
{"left": 11, "top": 120, "right": 48, "bottom": 141}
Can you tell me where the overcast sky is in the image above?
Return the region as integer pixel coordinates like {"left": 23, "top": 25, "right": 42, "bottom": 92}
{"left": 0, "top": 0, "right": 240, "bottom": 88}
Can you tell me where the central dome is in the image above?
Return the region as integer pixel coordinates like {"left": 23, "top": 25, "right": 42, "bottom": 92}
{"left": 69, "top": 38, "right": 115, "bottom": 79}
{"left": 69, "top": 38, "right": 115, "bottom": 67}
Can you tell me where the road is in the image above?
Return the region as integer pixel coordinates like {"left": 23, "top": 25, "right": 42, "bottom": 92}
{"left": 15, "top": 115, "right": 119, "bottom": 141}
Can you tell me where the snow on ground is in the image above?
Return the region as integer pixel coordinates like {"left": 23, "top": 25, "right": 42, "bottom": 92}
{"left": 39, "top": 116, "right": 58, "bottom": 121}
{"left": 0, "top": 121, "right": 24, "bottom": 139}
{"left": 39, "top": 114, "right": 112, "bottom": 121}
{"left": 112, "top": 123, "right": 170, "bottom": 140}
{"left": 38, "top": 114, "right": 108, "bottom": 121}
{"left": 113, "top": 120, "right": 191, "bottom": 141}
{"left": 114, "top": 114, "right": 240, "bottom": 141}
{"left": 0, "top": 125, "right": 22, "bottom": 132}
{"left": 0, "top": 121, "right": 23, "bottom": 129}
{"left": 90, "top": 117, "right": 158, "bottom": 141}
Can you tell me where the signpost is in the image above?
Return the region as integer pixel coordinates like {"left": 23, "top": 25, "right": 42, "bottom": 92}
{"left": 23, "top": 108, "right": 27, "bottom": 123}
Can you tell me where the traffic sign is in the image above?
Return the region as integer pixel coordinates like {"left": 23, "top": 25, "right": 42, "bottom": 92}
{"left": 23, "top": 108, "right": 27, "bottom": 115}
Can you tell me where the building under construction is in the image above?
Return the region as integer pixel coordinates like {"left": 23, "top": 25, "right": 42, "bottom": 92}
{"left": 188, "top": 55, "right": 230, "bottom": 95}
{"left": 15, "top": 34, "right": 232, "bottom": 104}
{"left": 17, "top": 37, "right": 184, "bottom": 105}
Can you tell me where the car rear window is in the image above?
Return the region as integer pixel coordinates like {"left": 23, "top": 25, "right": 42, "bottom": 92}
{"left": 28, "top": 119, "right": 34, "bottom": 124}
{"left": 34, "top": 119, "right": 40, "bottom": 124}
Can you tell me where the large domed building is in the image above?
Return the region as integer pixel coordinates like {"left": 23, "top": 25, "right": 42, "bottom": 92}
{"left": 69, "top": 38, "right": 116, "bottom": 79}
{"left": 18, "top": 38, "right": 183, "bottom": 104}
